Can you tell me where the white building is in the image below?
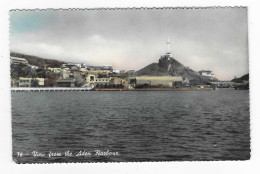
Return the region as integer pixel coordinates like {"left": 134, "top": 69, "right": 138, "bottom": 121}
{"left": 29, "top": 65, "right": 38, "bottom": 70}
{"left": 113, "top": 69, "right": 120, "bottom": 73}
{"left": 10, "top": 57, "right": 28, "bottom": 65}
{"left": 198, "top": 70, "right": 215, "bottom": 78}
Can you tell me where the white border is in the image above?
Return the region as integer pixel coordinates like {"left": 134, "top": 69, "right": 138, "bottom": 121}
{"left": 1, "top": 0, "right": 260, "bottom": 174}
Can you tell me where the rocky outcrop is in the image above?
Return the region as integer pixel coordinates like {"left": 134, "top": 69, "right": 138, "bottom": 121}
{"left": 136, "top": 54, "right": 218, "bottom": 85}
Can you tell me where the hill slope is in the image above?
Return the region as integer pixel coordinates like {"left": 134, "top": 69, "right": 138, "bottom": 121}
{"left": 10, "top": 52, "right": 66, "bottom": 68}
{"left": 231, "top": 74, "right": 249, "bottom": 83}
{"left": 136, "top": 54, "right": 217, "bottom": 85}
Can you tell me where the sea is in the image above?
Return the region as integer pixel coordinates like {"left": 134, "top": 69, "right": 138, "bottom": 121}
{"left": 11, "top": 89, "right": 250, "bottom": 163}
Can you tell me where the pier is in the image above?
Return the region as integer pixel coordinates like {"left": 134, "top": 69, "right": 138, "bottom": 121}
{"left": 11, "top": 87, "right": 93, "bottom": 92}
{"left": 11, "top": 87, "right": 213, "bottom": 92}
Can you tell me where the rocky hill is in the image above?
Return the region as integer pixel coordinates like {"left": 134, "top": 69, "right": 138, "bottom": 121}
{"left": 231, "top": 73, "right": 249, "bottom": 83}
{"left": 10, "top": 52, "right": 66, "bottom": 68}
{"left": 136, "top": 54, "right": 218, "bottom": 85}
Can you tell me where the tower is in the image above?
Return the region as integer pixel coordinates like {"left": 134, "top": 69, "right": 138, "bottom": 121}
{"left": 165, "top": 38, "right": 173, "bottom": 58}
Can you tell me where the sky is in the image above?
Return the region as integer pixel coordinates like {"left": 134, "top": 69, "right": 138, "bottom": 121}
{"left": 9, "top": 8, "right": 249, "bottom": 80}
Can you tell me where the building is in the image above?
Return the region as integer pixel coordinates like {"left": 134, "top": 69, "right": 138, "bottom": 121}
{"left": 198, "top": 70, "right": 214, "bottom": 78}
{"left": 87, "top": 65, "right": 113, "bottom": 71}
{"left": 60, "top": 69, "right": 70, "bottom": 79}
{"left": 62, "top": 63, "right": 82, "bottom": 69}
{"left": 56, "top": 79, "right": 75, "bottom": 87}
{"left": 183, "top": 78, "right": 190, "bottom": 87}
{"left": 28, "top": 65, "right": 38, "bottom": 70}
{"left": 85, "top": 74, "right": 110, "bottom": 85}
{"left": 86, "top": 69, "right": 111, "bottom": 75}
{"left": 18, "top": 77, "right": 45, "bottom": 87}
{"left": 110, "top": 77, "right": 125, "bottom": 85}
{"left": 47, "top": 67, "right": 61, "bottom": 74}
{"left": 112, "top": 69, "right": 120, "bottom": 74}
{"left": 11, "top": 78, "right": 19, "bottom": 87}
{"left": 127, "top": 70, "right": 136, "bottom": 74}
{"left": 135, "top": 76, "right": 183, "bottom": 88}
{"left": 10, "top": 57, "right": 28, "bottom": 65}
{"left": 79, "top": 68, "right": 88, "bottom": 72}
{"left": 72, "top": 70, "right": 85, "bottom": 87}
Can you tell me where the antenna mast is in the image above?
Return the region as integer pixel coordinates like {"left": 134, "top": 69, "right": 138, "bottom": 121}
{"left": 166, "top": 37, "right": 171, "bottom": 53}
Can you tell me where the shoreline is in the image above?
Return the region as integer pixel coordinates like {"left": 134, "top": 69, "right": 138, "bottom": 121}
{"left": 11, "top": 87, "right": 213, "bottom": 92}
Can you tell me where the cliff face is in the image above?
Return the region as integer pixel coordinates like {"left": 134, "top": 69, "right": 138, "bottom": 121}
{"left": 136, "top": 55, "right": 217, "bottom": 85}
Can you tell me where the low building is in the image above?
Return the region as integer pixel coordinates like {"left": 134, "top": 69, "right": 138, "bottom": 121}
{"left": 18, "top": 78, "right": 32, "bottom": 87}
{"left": 183, "top": 78, "right": 190, "bottom": 87}
{"left": 11, "top": 78, "right": 19, "bottom": 87}
{"left": 88, "top": 65, "right": 113, "bottom": 71}
{"left": 18, "top": 77, "right": 45, "bottom": 87}
{"left": 86, "top": 69, "right": 111, "bottom": 75}
{"left": 62, "top": 63, "right": 82, "bottom": 69}
{"left": 135, "top": 76, "right": 183, "bottom": 88}
{"left": 47, "top": 67, "right": 61, "bottom": 74}
{"left": 112, "top": 69, "right": 120, "bottom": 74}
{"left": 127, "top": 70, "right": 136, "bottom": 74}
{"left": 28, "top": 65, "right": 38, "bottom": 70}
{"left": 85, "top": 74, "right": 110, "bottom": 84}
{"left": 10, "top": 57, "right": 28, "bottom": 65}
{"left": 56, "top": 79, "right": 75, "bottom": 87}
{"left": 79, "top": 68, "right": 88, "bottom": 72}
{"left": 110, "top": 77, "right": 125, "bottom": 85}
{"left": 60, "top": 69, "right": 70, "bottom": 79}
{"left": 198, "top": 70, "right": 214, "bottom": 78}
{"left": 72, "top": 70, "right": 85, "bottom": 87}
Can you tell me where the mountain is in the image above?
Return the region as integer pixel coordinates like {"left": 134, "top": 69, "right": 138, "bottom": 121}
{"left": 136, "top": 53, "right": 218, "bottom": 85}
{"left": 10, "top": 52, "right": 66, "bottom": 68}
{"left": 231, "top": 73, "right": 249, "bottom": 83}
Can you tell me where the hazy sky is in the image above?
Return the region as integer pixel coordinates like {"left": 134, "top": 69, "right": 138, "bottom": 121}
{"left": 10, "top": 8, "right": 248, "bottom": 80}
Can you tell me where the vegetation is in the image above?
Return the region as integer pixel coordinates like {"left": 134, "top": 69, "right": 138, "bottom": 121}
{"left": 10, "top": 63, "right": 37, "bottom": 78}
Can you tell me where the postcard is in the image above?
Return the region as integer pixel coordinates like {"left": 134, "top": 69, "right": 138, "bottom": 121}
{"left": 10, "top": 7, "right": 250, "bottom": 163}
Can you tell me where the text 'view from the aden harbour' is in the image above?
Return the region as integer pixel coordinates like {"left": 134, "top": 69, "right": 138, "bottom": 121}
{"left": 10, "top": 40, "right": 249, "bottom": 92}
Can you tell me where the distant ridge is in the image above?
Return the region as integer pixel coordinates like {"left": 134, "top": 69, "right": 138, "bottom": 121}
{"left": 136, "top": 54, "right": 218, "bottom": 85}
{"left": 231, "top": 73, "right": 249, "bottom": 83}
{"left": 10, "top": 52, "right": 66, "bottom": 68}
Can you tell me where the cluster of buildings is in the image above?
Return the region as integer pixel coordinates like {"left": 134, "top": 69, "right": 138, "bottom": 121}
{"left": 10, "top": 56, "right": 137, "bottom": 88}
{"left": 10, "top": 52, "right": 216, "bottom": 89}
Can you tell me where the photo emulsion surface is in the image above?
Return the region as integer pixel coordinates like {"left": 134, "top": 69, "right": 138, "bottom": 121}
{"left": 10, "top": 7, "right": 250, "bottom": 163}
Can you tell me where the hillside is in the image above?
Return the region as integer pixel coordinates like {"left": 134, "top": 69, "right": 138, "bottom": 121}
{"left": 136, "top": 54, "right": 217, "bottom": 85}
{"left": 231, "top": 74, "right": 249, "bottom": 83}
{"left": 10, "top": 52, "right": 66, "bottom": 68}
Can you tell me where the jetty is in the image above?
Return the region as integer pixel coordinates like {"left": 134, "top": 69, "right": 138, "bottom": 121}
{"left": 11, "top": 87, "right": 93, "bottom": 92}
{"left": 11, "top": 87, "right": 212, "bottom": 92}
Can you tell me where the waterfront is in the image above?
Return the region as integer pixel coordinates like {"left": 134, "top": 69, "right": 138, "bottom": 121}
{"left": 12, "top": 89, "right": 250, "bottom": 163}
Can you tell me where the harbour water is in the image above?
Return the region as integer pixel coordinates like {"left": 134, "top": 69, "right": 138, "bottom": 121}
{"left": 11, "top": 89, "right": 250, "bottom": 163}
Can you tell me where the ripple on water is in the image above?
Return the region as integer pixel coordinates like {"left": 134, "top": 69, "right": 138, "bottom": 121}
{"left": 12, "top": 90, "right": 250, "bottom": 163}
